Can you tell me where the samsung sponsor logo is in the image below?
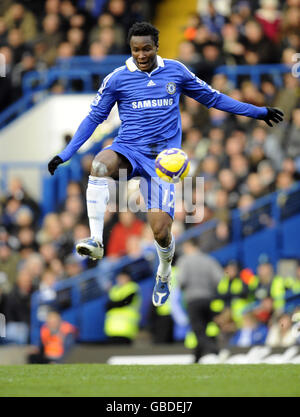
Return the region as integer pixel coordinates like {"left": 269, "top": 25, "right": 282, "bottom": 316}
{"left": 132, "top": 98, "right": 174, "bottom": 109}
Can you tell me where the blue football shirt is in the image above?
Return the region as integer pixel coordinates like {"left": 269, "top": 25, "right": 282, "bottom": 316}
{"left": 59, "top": 56, "right": 268, "bottom": 162}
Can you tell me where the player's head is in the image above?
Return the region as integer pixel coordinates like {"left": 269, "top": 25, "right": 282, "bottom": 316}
{"left": 128, "top": 21, "right": 159, "bottom": 72}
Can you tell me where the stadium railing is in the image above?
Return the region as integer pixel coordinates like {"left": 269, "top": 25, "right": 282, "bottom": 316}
{"left": 214, "top": 63, "right": 291, "bottom": 87}
{"left": 30, "top": 181, "right": 300, "bottom": 344}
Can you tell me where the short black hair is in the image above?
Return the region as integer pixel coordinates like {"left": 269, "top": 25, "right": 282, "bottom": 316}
{"left": 127, "top": 21, "right": 159, "bottom": 47}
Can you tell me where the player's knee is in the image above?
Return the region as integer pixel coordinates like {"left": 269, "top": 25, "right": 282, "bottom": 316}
{"left": 152, "top": 224, "right": 171, "bottom": 247}
{"left": 91, "top": 159, "right": 108, "bottom": 177}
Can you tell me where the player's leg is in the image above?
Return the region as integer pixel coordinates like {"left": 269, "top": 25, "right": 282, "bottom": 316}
{"left": 76, "top": 149, "right": 132, "bottom": 259}
{"left": 147, "top": 210, "right": 175, "bottom": 307}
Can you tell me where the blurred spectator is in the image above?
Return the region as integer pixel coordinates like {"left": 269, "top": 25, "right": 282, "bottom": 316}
{"left": 64, "top": 254, "right": 83, "bottom": 278}
{"left": 254, "top": 255, "right": 290, "bottom": 312}
{"left": 286, "top": 108, "right": 300, "bottom": 158}
{"left": 66, "top": 27, "right": 87, "bottom": 56}
{"left": 255, "top": 0, "right": 282, "bottom": 43}
{"left": 201, "top": 1, "right": 226, "bottom": 38}
{"left": 38, "top": 269, "right": 57, "bottom": 303}
{"left": 266, "top": 312, "right": 297, "bottom": 347}
{"left": 5, "top": 268, "right": 34, "bottom": 344}
{"left": 107, "top": 211, "right": 145, "bottom": 258}
{"left": 176, "top": 238, "right": 223, "bottom": 362}
{"left": 104, "top": 270, "right": 141, "bottom": 344}
{"left": 121, "top": 235, "right": 155, "bottom": 281}
{"left": 273, "top": 74, "right": 300, "bottom": 122}
{"left": 221, "top": 22, "right": 245, "bottom": 65}
{"left": 24, "top": 253, "right": 45, "bottom": 287}
{"left": 0, "top": 241, "right": 20, "bottom": 291}
{"left": 37, "top": 13, "right": 63, "bottom": 66}
{"left": 197, "top": 41, "right": 225, "bottom": 84}
{"left": 4, "top": 2, "right": 37, "bottom": 42}
{"left": 28, "top": 310, "right": 77, "bottom": 363}
{"left": 229, "top": 312, "right": 268, "bottom": 347}
{"left": 242, "top": 19, "right": 276, "bottom": 64}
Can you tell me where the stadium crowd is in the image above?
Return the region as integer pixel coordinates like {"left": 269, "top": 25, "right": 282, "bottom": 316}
{"left": 0, "top": 0, "right": 300, "bottom": 356}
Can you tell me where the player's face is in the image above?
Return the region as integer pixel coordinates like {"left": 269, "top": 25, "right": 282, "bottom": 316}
{"left": 130, "top": 35, "right": 158, "bottom": 72}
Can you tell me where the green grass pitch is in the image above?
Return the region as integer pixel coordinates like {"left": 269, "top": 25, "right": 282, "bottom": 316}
{"left": 0, "top": 364, "right": 300, "bottom": 397}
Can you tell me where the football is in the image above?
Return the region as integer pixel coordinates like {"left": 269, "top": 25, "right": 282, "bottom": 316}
{"left": 155, "top": 148, "right": 190, "bottom": 183}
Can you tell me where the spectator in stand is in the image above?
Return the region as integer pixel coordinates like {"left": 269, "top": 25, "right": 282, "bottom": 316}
{"left": 5, "top": 268, "right": 34, "bottom": 344}
{"left": 89, "top": 12, "right": 125, "bottom": 52}
{"left": 104, "top": 270, "right": 141, "bottom": 344}
{"left": 177, "top": 40, "right": 200, "bottom": 72}
{"left": 66, "top": 27, "right": 87, "bottom": 56}
{"left": 229, "top": 311, "right": 268, "bottom": 347}
{"left": 183, "top": 12, "right": 201, "bottom": 42}
{"left": 266, "top": 312, "right": 297, "bottom": 347}
{"left": 38, "top": 268, "right": 57, "bottom": 304}
{"left": 242, "top": 19, "right": 277, "bottom": 64}
{"left": 273, "top": 74, "right": 300, "bottom": 123}
{"left": 201, "top": 1, "right": 227, "bottom": 39}
{"left": 89, "top": 41, "right": 108, "bottom": 59}
{"left": 24, "top": 253, "right": 45, "bottom": 287}
{"left": 107, "top": 211, "right": 145, "bottom": 258}
{"left": 4, "top": 2, "right": 37, "bottom": 42}
{"left": 0, "top": 45, "right": 13, "bottom": 110}
{"left": 221, "top": 22, "right": 245, "bottom": 65}
{"left": 7, "top": 28, "right": 30, "bottom": 67}
{"left": 64, "top": 254, "right": 83, "bottom": 278}
{"left": 0, "top": 240, "right": 21, "bottom": 291}
{"left": 5, "top": 177, "right": 40, "bottom": 224}
{"left": 255, "top": 0, "right": 282, "bottom": 43}
{"left": 56, "top": 41, "right": 75, "bottom": 60}
{"left": 176, "top": 238, "right": 223, "bottom": 362}
{"left": 39, "top": 242, "right": 59, "bottom": 267}
{"left": 28, "top": 310, "right": 77, "bottom": 363}
{"left": 257, "top": 160, "right": 276, "bottom": 194}
{"left": 286, "top": 108, "right": 300, "bottom": 159}
{"left": 276, "top": 170, "right": 296, "bottom": 191}
{"left": 121, "top": 234, "right": 155, "bottom": 282}
{"left": 197, "top": 41, "right": 225, "bottom": 84}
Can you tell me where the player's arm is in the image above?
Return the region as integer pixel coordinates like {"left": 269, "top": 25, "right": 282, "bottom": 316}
{"left": 48, "top": 72, "right": 119, "bottom": 175}
{"left": 180, "top": 64, "right": 284, "bottom": 126}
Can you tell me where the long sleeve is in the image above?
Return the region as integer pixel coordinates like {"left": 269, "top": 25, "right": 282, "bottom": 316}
{"left": 58, "top": 68, "right": 119, "bottom": 162}
{"left": 213, "top": 93, "right": 268, "bottom": 119}
{"left": 58, "top": 116, "right": 98, "bottom": 162}
{"left": 179, "top": 61, "right": 268, "bottom": 119}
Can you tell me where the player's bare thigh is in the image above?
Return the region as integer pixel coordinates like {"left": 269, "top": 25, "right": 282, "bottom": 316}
{"left": 91, "top": 149, "right": 132, "bottom": 180}
{"left": 147, "top": 209, "right": 173, "bottom": 248}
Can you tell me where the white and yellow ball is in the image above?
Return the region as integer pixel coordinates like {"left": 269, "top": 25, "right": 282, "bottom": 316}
{"left": 155, "top": 148, "right": 190, "bottom": 183}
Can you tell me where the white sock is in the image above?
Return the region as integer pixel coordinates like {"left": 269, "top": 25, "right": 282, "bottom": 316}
{"left": 86, "top": 175, "right": 109, "bottom": 244}
{"left": 154, "top": 235, "right": 175, "bottom": 280}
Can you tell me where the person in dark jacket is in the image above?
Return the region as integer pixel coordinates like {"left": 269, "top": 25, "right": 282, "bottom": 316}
{"left": 176, "top": 238, "right": 223, "bottom": 362}
{"left": 5, "top": 268, "right": 34, "bottom": 344}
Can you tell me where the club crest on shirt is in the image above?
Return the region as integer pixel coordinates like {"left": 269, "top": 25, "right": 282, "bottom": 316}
{"left": 91, "top": 93, "right": 101, "bottom": 106}
{"left": 166, "top": 82, "right": 176, "bottom": 95}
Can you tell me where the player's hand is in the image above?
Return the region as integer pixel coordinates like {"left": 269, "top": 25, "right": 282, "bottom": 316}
{"left": 261, "top": 107, "right": 284, "bottom": 127}
{"left": 48, "top": 155, "right": 63, "bottom": 175}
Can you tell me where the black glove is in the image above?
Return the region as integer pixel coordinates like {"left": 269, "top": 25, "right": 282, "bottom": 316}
{"left": 48, "top": 155, "right": 63, "bottom": 175}
{"left": 260, "top": 107, "right": 284, "bottom": 127}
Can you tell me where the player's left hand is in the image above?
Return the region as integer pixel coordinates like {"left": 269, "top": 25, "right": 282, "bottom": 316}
{"left": 261, "top": 107, "right": 284, "bottom": 127}
{"left": 48, "top": 155, "right": 63, "bottom": 175}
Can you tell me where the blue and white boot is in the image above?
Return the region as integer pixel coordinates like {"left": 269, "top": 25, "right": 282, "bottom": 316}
{"left": 76, "top": 238, "right": 104, "bottom": 260}
{"left": 152, "top": 273, "right": 171, "bottom": 307}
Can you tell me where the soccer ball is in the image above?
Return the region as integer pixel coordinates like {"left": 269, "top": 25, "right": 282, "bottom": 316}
{"left": 155, "top": 148, "right": 190, "bottom": 183}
